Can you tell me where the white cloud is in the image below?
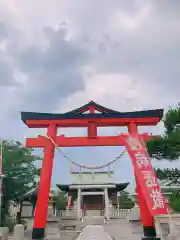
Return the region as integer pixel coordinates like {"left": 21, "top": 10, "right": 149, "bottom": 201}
{"left": 0, "top": 0, "right": 179, "bottom": 188}
{"left": 112, "top": 3, "right": 152, "bottom": 32}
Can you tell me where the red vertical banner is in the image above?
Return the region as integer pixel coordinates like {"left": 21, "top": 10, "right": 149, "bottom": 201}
{"left": 67, "top": 195, "right": 72, "bottom": 209}
{"left": 122, "top": 133, "right": 168, "bottom": 216}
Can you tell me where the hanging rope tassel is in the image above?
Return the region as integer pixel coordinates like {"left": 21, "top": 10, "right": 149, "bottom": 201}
{"left": 69, "top": 162, "right": 73, "bottom": 174}
{"left": 79, "top": 165, "right": 82, "bottom": 178}
{"left": 92, "top": 170, "right": 94, "bottom": 180}
{"left": 108, "top": 165, "right": 110, "bottom": 177}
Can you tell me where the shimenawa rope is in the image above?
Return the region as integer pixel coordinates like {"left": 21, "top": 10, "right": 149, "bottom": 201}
{"left": 39, "top": 135, "right": 126, "bottom": 170}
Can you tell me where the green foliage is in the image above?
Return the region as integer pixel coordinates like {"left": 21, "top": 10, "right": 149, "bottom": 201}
{"left": 154, "top": 168, "right": 180, "bottom": 213}
{"left": 118, "top": 191, "right": 135, "bottom": 209}
{"left": 1, "top": 140, "right": 41, "bottom": 226}
{"left": 147, "top": 134, "right": 180, "bottom": 160}
{"left": 154, "top": 168, "right": 180, "bottom": 180}
{"left": 147, "top": 105, "right": 180, "bottom": 160}
{"left": 169, "top": 191, "right": 180, "bottom": 213}
{"left": 52, "top": 190, "right": 67, "bottom": 210}
{"left": 164, "top": 106, "right": 180, "bottom": 134}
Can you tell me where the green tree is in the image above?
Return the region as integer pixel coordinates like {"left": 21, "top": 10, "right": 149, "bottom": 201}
{"left": 154, "top": 168, "right": 180, "bottom": 213}
{"left": 154, "top": 168, "right": 180, "bottom": 181}
{"left": 118, "top": 191, "right": 135, "bottom": 209}
{"left": 147, "top": 105, "right": 180, "bottom": 160}
{"left": 147, "top": 105, "right": 180, "bottom": 212}
{"left": 53, "top": 190, "right": 67, "bottom": 210}
{"left": 169, "top": 191, "right": 180, "bottom": 212}
{"left": 1, "top": 140, "right": 41, "bottom": 226}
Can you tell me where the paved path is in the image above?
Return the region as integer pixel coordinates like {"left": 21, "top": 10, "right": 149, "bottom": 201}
{"left": 104, "top": 220, "right": 143, "bottom": 240}
{"left": 76, "top": 225, "right": 112, "bottom": 240}
{"left": 21, "top": 218, "right": 144, "bottom": 240}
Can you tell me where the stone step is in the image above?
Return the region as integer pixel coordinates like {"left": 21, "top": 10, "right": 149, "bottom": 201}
{"left": 76, "top": 225, "right": 112, "bottom": 240}
{"left": 82, "top": 216, "right": 105, "bottom": 225}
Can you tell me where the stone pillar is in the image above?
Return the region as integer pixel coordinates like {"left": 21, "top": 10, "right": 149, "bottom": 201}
{"left": 104, "top": 188, "right": 109, "bottom": 219}
{"left": 117, "top": 191, "right": 120, "bottom": 209}
{"left": 54, "top": 205, "right": 57, "bottom": 216}
{"left": 0, "top": 227, "right": 8, "bottom": 240}
{"left": 13, "top": 225, "right": 24, "bottom": 240}
{"left": 77, "top": 188, "right": 81, "bottom": 219}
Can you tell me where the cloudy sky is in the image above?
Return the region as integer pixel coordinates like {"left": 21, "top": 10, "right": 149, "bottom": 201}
{"left": 0, "top": 0, "right": 180, "bottom": 191}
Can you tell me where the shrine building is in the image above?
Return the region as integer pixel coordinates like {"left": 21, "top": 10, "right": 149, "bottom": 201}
{"left": 57, "top": 170, "right": 129, "bottom": 218}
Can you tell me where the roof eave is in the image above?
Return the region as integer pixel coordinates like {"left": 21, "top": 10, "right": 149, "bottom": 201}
{"left": 56, "top": 182, "right": 129, "bottom": 191}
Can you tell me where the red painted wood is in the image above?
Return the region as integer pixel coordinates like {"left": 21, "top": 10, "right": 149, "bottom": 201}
{"left": 89, "top": 106, "right": 95, "bottom": 113}
{"left": 33, "top": 124, "right": 57, "bottom": 229}
{"left": 25, "top": 117, "right": 161, "bottom": 128}
{"left": 127, "top": 122, "right": 154, "bottom": 227}
{"left": 87, "top": 122, "right": 97, "bottom": 137}
{"left": 87, "top": 106, "right": 97, "bottom": 137}
{"left": 123, "top": 133, "right": 167, "bottom": 216}
{"left": 136, "top": 177, "right": 154, "bottom": 226}
{"left": 25, "top": 133, "right": 154, "bottom": 148}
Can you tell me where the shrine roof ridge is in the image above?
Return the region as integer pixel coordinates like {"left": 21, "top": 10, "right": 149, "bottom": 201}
{"left": 65, "top": 101, "right": 120, "bottom": 114}
{"left": 57, "top": 182, "right": 129, "bottom": 192}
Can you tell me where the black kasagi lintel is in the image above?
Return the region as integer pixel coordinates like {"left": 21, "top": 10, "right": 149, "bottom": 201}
{"left": 21, "top": 107, "right": 163, "bottom": 124}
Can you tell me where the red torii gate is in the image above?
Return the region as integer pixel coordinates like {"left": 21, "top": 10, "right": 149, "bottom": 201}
{"left": 21, "top": 101, "right": 167, "bottom": 240}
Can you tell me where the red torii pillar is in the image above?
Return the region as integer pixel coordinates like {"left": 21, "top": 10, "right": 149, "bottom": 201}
{"left": 32, "top": 124, "right": 57, "bottom": 239}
